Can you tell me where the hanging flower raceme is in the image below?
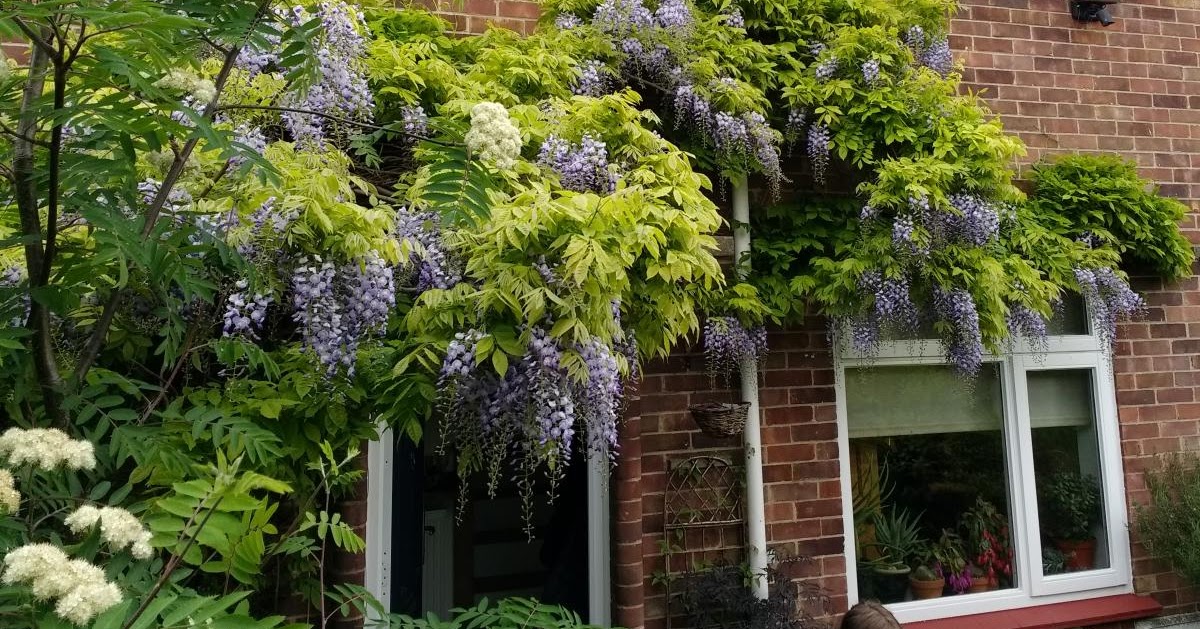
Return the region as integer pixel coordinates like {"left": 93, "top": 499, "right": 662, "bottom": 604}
{"left": 703, "top": 316, "right": 767, "bottom": 384}
{"left": 464, "top": 102, "right": 523, "bottom": 169}
{"left": 0, "top": 428, "right": 96, "bottom": 471}
{"left": 933, "top": 286, "right": 984, "bottom": 375}
{"left": 592, "top": 0, "right": 654, "bottom": 36}
{"left": 289, "top": 253, "right": 396, "bottom": 378}
{"left": 397, "top": 209, "right": 461, "bottom": 292}
{"left": 844, "top": 271, "right": 920, "bottom": 356}
{"left": 64, "top": 505, "right": 155, "bottom": 560}
{"left": 222, "top": 280, "right": 272, "bottom": 339}
{"left": 0, "top": 469, "right": 18, "bottom": 514}
{"left": 537, "top": 134, "right": 619, "bottom": 194}
{"left": 1006, "top": 303, "right": 1049, "bottom": 352}
{"left": 0, "top": 544, "right": 122, "bottom": 626}
{"left": 653, "top": 0, "right": 693, "bottom": 31}
{"left": 1074, "top": 266, "right": 1144, "bottom": 347}
{"left": 806, "top": 122, "right": 831, "bottom": 185}
{"left": 905, "top": 25, "right": 953, "bottom": 76}
{"left": 279, "top": 2, "right": 374, "bottom": 145}
{"left": 437, "top": 320, "right": 628, "bottom": 529}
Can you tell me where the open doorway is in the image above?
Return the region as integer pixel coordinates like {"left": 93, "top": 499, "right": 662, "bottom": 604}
{"left": 366, "top": 431, "right": 610, "bottom": 624}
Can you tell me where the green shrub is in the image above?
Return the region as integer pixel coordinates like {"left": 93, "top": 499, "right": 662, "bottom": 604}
{"left": 1029, "top": 154, "right": 1195, "bottom": 280}
{"left": 1136, "top": 455, "right": 1200, "bottom": 587}
{"left": 384, "top": 598, "right": 608, "bottom": 629}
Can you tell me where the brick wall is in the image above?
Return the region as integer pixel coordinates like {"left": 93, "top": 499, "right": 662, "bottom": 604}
{"left": 954, "top": 0, "right": 1200, "bottom": 204}
{"left": 417, "top": 0, "right": 541, "bottom": 35}
{"left": 634, "top": 318, "right": 845, "bottom": 629}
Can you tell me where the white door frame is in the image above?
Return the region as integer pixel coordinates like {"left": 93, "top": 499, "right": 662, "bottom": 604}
{"left": 365, "top": 431, "right": 612, "bottom": 625}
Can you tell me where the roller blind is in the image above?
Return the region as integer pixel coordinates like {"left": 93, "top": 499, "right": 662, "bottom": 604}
{"left": 846, "top": 364, "right": 1092, "bottom": 438}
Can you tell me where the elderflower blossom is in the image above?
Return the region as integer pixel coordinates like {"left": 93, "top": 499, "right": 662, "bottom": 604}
{"left": 465, "top": 102, "right": 522, "bottom": 169}
{"left": 2, "top": 545, "right": 122, "bottom": 626}
{"left": 0, "top": 469, "right": 18, "bottom": 514}
{"left": 65, "top": 505, "right": 155, "bottom": 560}
{"left": 154, "top": 69, "right": 217, "bottom": 103}
{"left": 0, "top": 428, "right": 95, "bottom": 471}
{"left": 56, "top": 580, "right": 123, "bottom": 626}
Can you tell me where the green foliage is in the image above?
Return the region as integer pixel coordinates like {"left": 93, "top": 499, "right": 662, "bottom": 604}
{"left": 870, "top": 508, "right": 923, "bottom": 568}
{"left": 1136, "top": 454, "right": 1200, "bottom": 588}
{"left": 1038, "top": 471, "right": 1102, "bottom": 541}
{"left": 1029, "top": 154, "right": 1195, "bottom": 280}
{"left": 379, "top": 598, "right": 608, "bottom": 629}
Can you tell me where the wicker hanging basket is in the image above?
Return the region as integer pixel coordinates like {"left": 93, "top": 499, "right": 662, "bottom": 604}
{"left": 688, "top": 402, "right": 750, "bottom": 439}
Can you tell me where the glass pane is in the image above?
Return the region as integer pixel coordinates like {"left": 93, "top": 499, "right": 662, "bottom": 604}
{"left": 1031, "top": 368, "right": 1110, "bottom": 575}
{"left": 847, "top": 364, "right": 1017, "bottom": 603}
{"left": 1047, "top": 294, "right": 1088, "bottom": 336}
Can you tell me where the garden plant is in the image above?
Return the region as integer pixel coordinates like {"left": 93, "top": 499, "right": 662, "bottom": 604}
{"left": 0, "top": 0, "right": 1192, "bottom": 624}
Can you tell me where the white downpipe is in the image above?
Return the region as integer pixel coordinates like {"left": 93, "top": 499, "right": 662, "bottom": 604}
{"left": 732, "top": 176, "right": 769, "bottom": 600}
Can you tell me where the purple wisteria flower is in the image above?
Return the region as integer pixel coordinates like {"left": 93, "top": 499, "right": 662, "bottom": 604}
{"left": 703, "top": 316, "right": 767, "bottom": 383}
{"left": 726, "top": 8, "right": 744, "bottom": 28}
{"left": 397, "top": 208, "right": 461, "bottom": 292}
{"left": 653, "top": 0, "right": 693, "bottom": 30}
{"left": 806, "top": 123, "right": 831, "bottom": 185}
{"left": 1075, "top": 266, "right": 1145, "bottom": 347}
{"left": 933, "top": 285, "right": 984, "bottom": 375}
{"left": 573, "top": 59, "right": 613, "bottom": 96}
{"left": 280, "top": 2, "right": 374, "bottom": 145}
{"left": 1006, "top": 304, "right": 1048, "bottom": 351}
{"left": 555, "top": 13, "right": 583, "bottom": 28}
{"left": 593, "top": 0, "right": 654, "bottom": 35}
{"left": 538, "top": 134, "right": 619, "bottom": 194}
{"left": 222, "top": 279, "right": 272, "bottom": 339}
{"left": 862, "top": 58, "right": 881, "bottom": 83}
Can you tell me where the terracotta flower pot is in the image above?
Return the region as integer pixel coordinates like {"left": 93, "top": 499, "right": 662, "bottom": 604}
{"left": 909, "top": 574, "right": 945, "bottom": 599}
{"left": 1055, "top": 538, "right": 1096, "bottom": 571}
{"left": 966, "top": 574, "right": 995, "bottom": 594}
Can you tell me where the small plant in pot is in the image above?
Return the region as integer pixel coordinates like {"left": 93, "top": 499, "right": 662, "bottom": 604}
{"left": 960, "top": 498, "right": 1013, "bottom": 589}
{"left": 910, "top": 530, "right": 969, "bottom": 599}
{"left": 870, "top": 508, "right": 923, "bottom": 603}
{"left": 1039, "top": 471, "right": 1103, "bottom": 571}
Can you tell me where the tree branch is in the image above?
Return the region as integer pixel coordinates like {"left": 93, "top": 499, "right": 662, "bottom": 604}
{"left": 71, "top": 0, "right": 276, "bottom": 388}
{"left": 13, "top": 26, "right": 66, "bottom": 426}
{"left": 9, "top": 16, "right": 57, "bottom": 60}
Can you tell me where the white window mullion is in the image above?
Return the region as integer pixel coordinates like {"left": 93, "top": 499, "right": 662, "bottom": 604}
{"left": 1003, "top": 356, "right": 1039, "bottom": 599}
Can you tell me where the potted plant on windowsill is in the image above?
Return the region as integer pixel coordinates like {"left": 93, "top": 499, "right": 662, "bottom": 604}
{"left": 870, "top": 508, "right": 923, "bottom": 603}
{"left": 910, "top": 530, "right": 968, "bottom": 599}
{"left": 961, "top": 498, "right": 1013, "bottom": 589}
{"left": 1039, "top": 472, "right": 1103, "bottom": 571}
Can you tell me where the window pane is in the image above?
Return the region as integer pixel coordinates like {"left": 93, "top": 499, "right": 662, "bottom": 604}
{"left": 847, "top": 364, "right": 1017, "bottom": 603}
{"left": 1030, "top": 368, "right": 1110, "bottom": 575}
{"left": 1047, "top": 294, "right": 1088, "bottom": 336}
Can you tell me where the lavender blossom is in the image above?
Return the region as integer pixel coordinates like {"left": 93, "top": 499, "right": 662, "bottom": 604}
{"left": 1075, "top": 266, "right": 1144, "bottom": 346}
{"left": 921, "top": 38, "right": 953, "bottom": 75}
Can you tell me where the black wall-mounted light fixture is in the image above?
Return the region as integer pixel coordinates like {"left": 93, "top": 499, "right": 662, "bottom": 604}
{"left": 1070, "top": 0, "right": 1119, "bottom": 26}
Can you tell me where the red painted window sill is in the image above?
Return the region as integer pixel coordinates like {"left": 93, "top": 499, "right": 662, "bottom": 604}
{"left": 904, "top": 594, "right": 1162, "bottom": 629}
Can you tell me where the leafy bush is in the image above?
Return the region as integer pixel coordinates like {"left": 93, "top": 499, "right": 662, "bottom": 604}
{"left": 671, "top": 557, "right": 826, "bottom": 629}
{"left": 1029, "top": 154, "right": 1195, "bottom": 280}
{"left": 1136, "top": 455, "right": 1200, "bottom": 587}
{"left": 1038, "top": 472, "right": 1102, "bottom": 541}
{"left": 381, "top": 598, "right": 607, "bottom": 629}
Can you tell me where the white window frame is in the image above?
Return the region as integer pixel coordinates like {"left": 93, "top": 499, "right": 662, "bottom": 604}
{"left": 836, "top": 328, "right": 1133, "bottom": 624}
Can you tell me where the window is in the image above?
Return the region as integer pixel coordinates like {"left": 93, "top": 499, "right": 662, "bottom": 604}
{"left": 837, "top": 301, "right": 1132, "bottom": 623}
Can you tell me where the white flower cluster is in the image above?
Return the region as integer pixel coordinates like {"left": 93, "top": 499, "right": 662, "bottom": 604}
{"left": 1, "top": 544, "right": 122, "bottom": 625}
{"left": 464, "top": 102, "right": 523, "bottom": 169}
{"left": 0, "top": 468, "right": 18, "bottom": 514}
{"left": 155, "top": 68, "right": 217, "bottom": 103}
{"left": 0, "top": 428, "right": 96, "bottom": 471}
{"left": 65, "top": 505, "right": 155, "bottom": 560}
